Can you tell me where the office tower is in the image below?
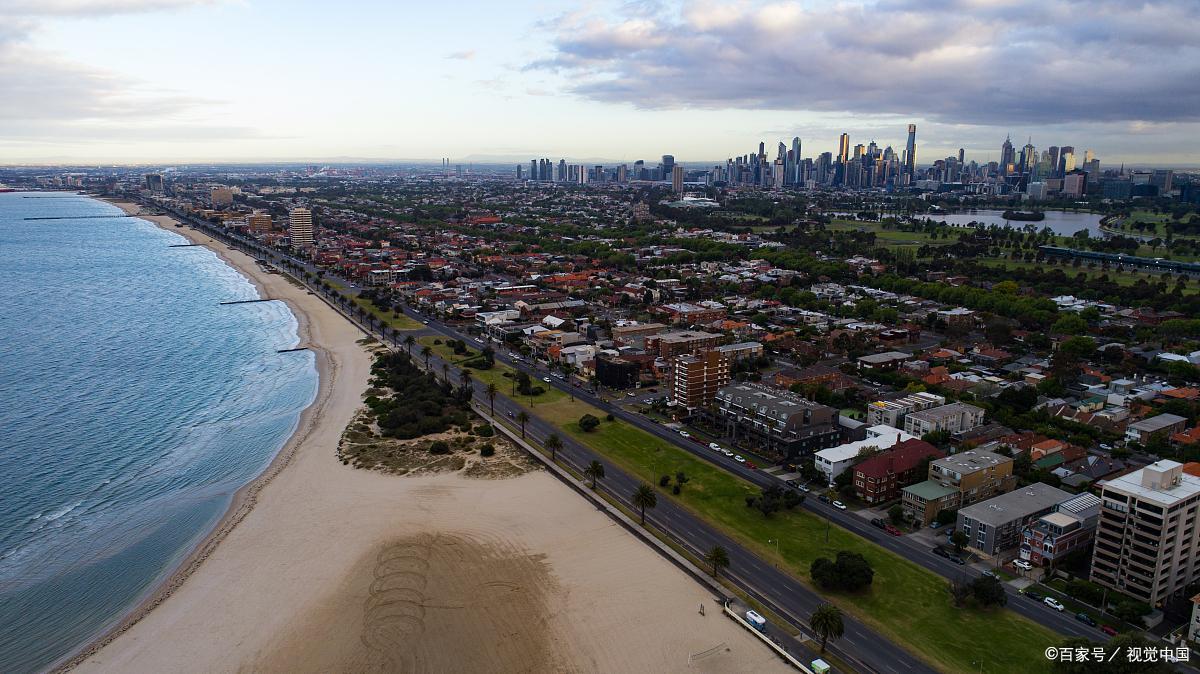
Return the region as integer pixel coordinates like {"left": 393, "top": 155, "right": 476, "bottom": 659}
{"left": 248, "top": 212, "right": 272, "bottom": 233}
{"left": 904, "top": 124, "right": 917, "bottom": 176}
{"left": 1090, "top": 461, "right": 1200, "bottom": 606}
{"left": 837, "top": 133, "right": 850, "bottom": 164}
{"left": 1084, "top": 149, "right": 1095, "bottom": 164}
{"left": 661, "top": 154, "right": 675, "bottom": 180}
{"left": 144, "top": 174, "right": 164, "bottom": 192}
{"left": 516, "top": 164, "right": 523, "bottom": 180}
{"left": 672, "top": 164, "right": 684, "bottom": 195}
{"left": 1047, "top": 147, "right": 1061, "bottom": 177}
{"left": 634, "top": 159, "right": 645, "bottom": 180}
{"left": 288, "top": 208, "right": 314, "bottom": 248}
{"left": 617, "top": 164, "right": 627, "bottom": 182}
{"left": 1000, "top": 135, "right": 1015, "bottom": 175}
{"left": 757, "top": 142, "right": 765, "bottom": 159}
{"left": 530, "top": 160, "right": 538, "bottom": 181}
{"left": 558, "top": 159, "right": 567, "bottom": 182}
{"left": 1059, "top": 146, "right": 1075, "bottom": 175}
{"left": 1021, "top": 141, "right": 1036, "bottom": 174}
{"left": 791, "top": 137, "right": 802, "bottom": 184}
{"left": 210, "top": 186, "right": 233, "bottom": 208}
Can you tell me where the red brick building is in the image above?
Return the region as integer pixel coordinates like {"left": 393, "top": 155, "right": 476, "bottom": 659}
{"left": 853, "top": 439, "right": 945, "bottom": 505}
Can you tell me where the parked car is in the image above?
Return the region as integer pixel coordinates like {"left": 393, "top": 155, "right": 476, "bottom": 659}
{"left": 950, "top": 556, "right": 966, "bottom": 565}
{"left": 746, "top": 461, "right": 757, "bottom": 469}
{"left": 722, "top": 450, "right": 734, "bottom": 457}
{"left": 1012, "top": 559, "right": 1033, "bottom": 571}
{"left": 1076, "top": 612, "right": 1097, "bottom": 626}
{"left": 542, "top": 377, "right": 551, "bottom": 383}
{"left": 679, "top": 430, "right": 691, "bottom": 438}
{"left": 1044, "top": 597, "right": 1065, "bottom": 612}
{"left": 798, "top": 484, "right": 811, "bottom": 493}
{"left": 818, "top": 495, "right": 831, "bottom": 504}
{"left": 1024, "top": 591, "right": 1044, "bottom": 602}
{"left": 832, "top": 500, "right": 847, "bottom": 510}
{"left": 871, "top": 518, "right": 886, "bottom": 529}
{"left": 929, "top": 521, "right": 944, "bottom": 530}
{"left": 625, "top": 392, "right": 636, "bottom": 397}
{"left": 884, "top": 525, "right": 902, "bottom": 536}
{"left": 983, "top": 570, "right": 999, "bottom": 579}
{"left": 1101, "top": 625, "right": 1118, "bottom": 637}
{"left": 931, "top": 546, "right": 950, "bottom": 558}
{"left": 734, "top": 455, "right": 746, "bottom": 463}
{"left": 708, "top": 442, "right": 723, "bottom": 451}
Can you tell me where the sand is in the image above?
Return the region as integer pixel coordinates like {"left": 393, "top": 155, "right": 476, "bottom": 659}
{"left": 71, "top": 200, "right": 790, "bottom": 674}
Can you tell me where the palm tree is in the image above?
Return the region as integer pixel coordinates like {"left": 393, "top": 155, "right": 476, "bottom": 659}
{"left": 704, "top": 545, "right": 730, "bottom": 579}
{"left": 545, "top": 433, "right": 563, "bottom": 462}
{"left": 810, "top": 604, "right": 844, "bottom": 654}
{"left": 632, "top": 483, "right": 657, "bottom": 526}
{"left": 403, "top": 334, "right": 415, "bottom": 355}
{"left": 584, "top": 460, "right": 605, "bottom": 489}
{"left": 459, "top": 370, "right": 473, "bottom": 398}
{"left": 421, "top": 345, "right": 433, "bottom": 371}
{"left": 440, "top": 361, "right": 449, "bottom": 384}
{"left": 485, "top": 382, "right": 498, "bottom": 417}
{"left": 516, "top": 411, "right": 530, "bottom": 439}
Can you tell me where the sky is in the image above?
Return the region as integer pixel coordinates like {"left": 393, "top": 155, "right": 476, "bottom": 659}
{"left": 1, "top": 0, "right": 1198, "bottom": 166}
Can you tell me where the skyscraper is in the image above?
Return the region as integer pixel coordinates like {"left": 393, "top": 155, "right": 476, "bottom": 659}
{"left": 288, "top": 208, "right": 314, "bottom": 248}
{"left": 1000, "top": 135, "right": 1015, "bottom": 175}
{"left": 837, "top": 133, "right": 850, "bottom": 165}
{"left": 904, "top": 124, "right": 917, "bottom": 176}
{"left": 672, "top": 165, "right": 684, "bottom": 195}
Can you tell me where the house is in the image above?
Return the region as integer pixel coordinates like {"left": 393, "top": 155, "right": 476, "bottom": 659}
{"left": 1019, "top": 493, "right": 1102, "bottom": 567}
{"left": 1125, "top": 413, "right": 1188, "bottom": 444}
{"left": 856, "top": 351, "right": 913, "bottom": 372}
{"left": 814, "top": 426, "right": 913, "bottom": 486}
{"left": 853, "top": 439, "right": 945, "bottom": 505}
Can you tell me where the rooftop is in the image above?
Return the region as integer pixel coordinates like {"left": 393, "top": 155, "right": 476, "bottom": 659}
{"left": 958, "top": 483, "right": 1073, "bottom": 526}
{"left": 815, "top": 426, "right": 913, "bottom": 464}
{"left": 1128, "top": 413, "right": 1188, "bottom": 432}
{"left": 932, "top": 448, "right": 1011, "bottom": 474}
{"left": 903, "top": 480, "right": 958, "bottom": 501}
{"left": 1103, "top": 460, "right": 1200, "bottom": 507}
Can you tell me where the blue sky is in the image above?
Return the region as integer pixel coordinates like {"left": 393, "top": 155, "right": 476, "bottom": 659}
{"left": 2, "top": 0, "right": 1198, "bottom": 165}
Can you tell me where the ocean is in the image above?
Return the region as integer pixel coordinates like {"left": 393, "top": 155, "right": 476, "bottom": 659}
{"left": 0, "top": 192, "right": 318, "bottom": 672}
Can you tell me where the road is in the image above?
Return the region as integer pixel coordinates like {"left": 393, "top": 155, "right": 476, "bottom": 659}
{"left": 150, "top": 198, "right": 1103, "bottom": 673}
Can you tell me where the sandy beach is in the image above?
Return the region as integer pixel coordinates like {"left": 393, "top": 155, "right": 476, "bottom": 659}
{"left": 70, "top": 200, "right": 789, "bottom": 673}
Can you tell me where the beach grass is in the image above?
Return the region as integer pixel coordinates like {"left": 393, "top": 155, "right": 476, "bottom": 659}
{"left": 532, "top": 397, "right": 1059, "bottom": 673}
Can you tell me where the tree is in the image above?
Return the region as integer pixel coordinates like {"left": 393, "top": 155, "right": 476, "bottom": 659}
{"left": 545, "top": 433, "right": 563, "bottom": 462}
{"left": 440, "top": 361, "right": 449, "bottom": 384}
{"left": 482, "top": 383, "right": 496, "bottom": 414}
{"left": 584, "top": 460, "right": 605, "bottom": 489}
{"left": 632, "top": 483, "right": 657, "bottom": 526}
{"left": 516, "top": 410, "right": 529, "bottom": 439}
{"left": 888, "top": 504, "right": 905, "bottom": 525}
{"left": 970, "top": 575, "right": 1007, "bottom": 607}
{"left": 810, "top": 551, "right": 874, "bottom": 592}
{"left": 948, "top": 579, "right": 972, "bottom": 607}
{"left": 745, "top": 485, "right": 804, "bottom": 518}
{"left": 704, "top": 545, "right": 730, "bottom": 579}
{"left": 420, "top": 345, "right": 433, "bottom": 371}
{"left": 579, "top": 414, "right": 601, "bottom": 432}
{"left": 810, "top": 604, "right": 844, "bottom": 654}
{"left": 404, "top": 334, "right": 416, "bottom": 354}
{"left": 950, "top": 530, "right": 968, "bottom": 554}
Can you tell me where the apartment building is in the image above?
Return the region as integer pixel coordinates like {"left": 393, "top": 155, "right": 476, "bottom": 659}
{"left": 955, "top": 483, "right": 1074, "bottom": 556}
{"left": 713, "top": 383, "right": 840, "bottom": 459}
{"left": 1126, "top": 413, "right": 1188, "bottom": 445}
{"left": 670, "top": 350, "right": 731, "bottom": 411}
{"left": 288, "top": 207, "right": 314, "bottom": 248}
{"left": 903, "top": 449, "right": 1016, "bottom": 524}
{"left": 645, "top": 330, "right": 725, "bottom": 359}
{"left": 247, "top": 212, "right": 272, "bottom": 233}
{"left": 1091, "top": 461, "right": 1200, "bottom": 607}
{"left": 611, "top": 322, "right": 668, "bottom": 347}
{"left": 1020, "top": 492, "right": 1102, "bottom": 567}
{"left": 866, "top": 392, "right": 946, "bottom": 428}
{"left": 903, "top": 402, "right": 986, "bottom": 438}
{"left": 814, "top": 425, "right": 912, "bottom": 486}
{"left": 853, "top": 439, "right": 945, "bottom": 505}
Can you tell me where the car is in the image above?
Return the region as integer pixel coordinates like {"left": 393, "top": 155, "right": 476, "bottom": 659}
{"left": 746, "top": 461, "right": 757, "bottom": 470}
{"left": 950, "top": 556, "right": 966, "bottom": 565}
{"left": 1023, "top": 591, "right": 1043, "bottom": 601}
{"left": 931, "top": 546, "right": 950, "bottom": 558}
{"left": 818, "top": 495, "right": 831, "bottom": 503}
{"left": 722, "top": 450, "right": 734, "bottom": 457}
{"left": 1044, "top": 597, "right": 1065, "bottom": 612}
{"left": 1076, "top": 612, "right": 1097, "bottom": 626}
{"left": 1012, "top": 559, "right": 1033, "bottom": 571}
{"left": 626, "top": 392, "right": 636, "bottom": 397}
{"left": 832, "top": 500, "right": 847, "bottom": 510}
{"left": 1101, "top": 625, "right": 1118, "bottom": 637}
{"left": 884, "top": 525, "right": 902, "bottom": 536}
{"left": 797, "top": 484, "right": 811, "bottom": 493}
{"left": 929, "top": 521, "right": 944, "bottom": 530}
{"left": 708, "top": 442, "right": 722, "bottom": 451}
{"left": 871, "top": 518, "right": 886, "bottom": 529}
{"left": 542, "top": 377, "right": 551, "bottom": 383}
{"left": 679, "top": 430, "right": 691, "bottom": 438}
{"left": 422, "top": 320, "right": 430, "bottom": 324}
{"left": 1099, "top": 443, "right": 1112, "bottom": 450}
{"left": 734, "top": 455, "right": 746, "bottom": 463}
{"left": 506, "top": 411, "right": 514, "bottom": 418}
{"left": 983, "top": 570, "right": 999, "bottom": 579}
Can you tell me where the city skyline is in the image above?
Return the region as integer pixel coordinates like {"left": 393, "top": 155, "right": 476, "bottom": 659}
{"left": 2, "top": 0, "right": 1198, "bottom": 165}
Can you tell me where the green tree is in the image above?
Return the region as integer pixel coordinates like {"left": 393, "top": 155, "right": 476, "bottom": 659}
{"left": 970, "top": 576, "right": 1007, "bottom": 607}
{"left": 704, "top": 545, "right": 730, "bottom": 579}
{"left": 403, "top": 334, "right": 415, "bottom": 354}
{"left": 545, "top": 433, "right": 563, "bottom": 462}
{"left": 810, "top": 551, "right": 874, "bottom": 592}
{"left": 810, "top": 603, "right": 845, "bottom": 654}
{"left": 950, "top": 530, "right": 968, "bottom": 554}
{"left": 516, "top": 410, "right": 529, "bottom": 439}
{"left": 632, "top": 483, "right": 657, "bottom": 526}
{"left": 584, "top": 460, "right": 605, "bottom": 489}
{"left": 485, "top": 382, "right": 498, "bottom": 418}
{"left": 888, "top": 504, "right": 905, "bottom": 525}
{"left": 579, "top": 414, "right": 601, "bottom": 432}
{"left": 421, "top": 344, "right": 433, "bottom": 370}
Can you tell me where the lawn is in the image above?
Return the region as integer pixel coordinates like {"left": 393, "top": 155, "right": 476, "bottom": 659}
{"left": 352, "top": 296, "right": 423, "bottom": 330}
{"left": 534, "top": 397, "right": 1060, "bottom": 673}
{"left": 977, "top": 258, "right": 1200, "bottom": 293}
{"left": 416, "top": 336, "right": 568, "bottom": 405}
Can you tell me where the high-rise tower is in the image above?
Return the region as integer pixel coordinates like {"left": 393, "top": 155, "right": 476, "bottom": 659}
{"left": 904, "top": 124, "right": 917, "bottom": 176}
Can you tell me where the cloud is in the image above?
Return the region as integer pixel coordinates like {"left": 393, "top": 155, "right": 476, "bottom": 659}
{"left": 0, "top": 0, "right": 221, "bottom": 16}
{"left": 446, "top": 49, "right": 476, "bottom": 60}
{"left": 530, "top": 0, "right": 1200, "bottom": 128}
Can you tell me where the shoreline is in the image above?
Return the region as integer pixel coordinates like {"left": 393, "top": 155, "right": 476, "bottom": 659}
{"left": 52, "top": 197, "right": 345, "bottom": 671}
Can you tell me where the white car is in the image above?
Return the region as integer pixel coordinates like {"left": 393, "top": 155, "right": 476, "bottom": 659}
{"left": 679, "top": 430, "right": 691, "bottom": 438}
{"left": 722, "top": 450, "right": 734, "bottom": 457}
{"left": 832, "top": 500, "right": 848, "bottom": 510}
{"left": 542, "top": 377, "right": 551, "bottom": 383}
{"left": 1044, "top": 597, "right": 1065, "bottom": 612}
{"left": 734, "top": 455, "right": 746, "bottom": 463}
{"left": 798, "top": 484, "right": 811, "bottom": 493}
{"left": 708, "top": 442, "right": 722, "bottom": 451}
{"left": 1013, "top": 559, "right": 1033, "bottom": 571}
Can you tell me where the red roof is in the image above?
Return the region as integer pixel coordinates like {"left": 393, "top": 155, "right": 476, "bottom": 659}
{"left": 854, "top": 439, "right": 945, "bottom": 480}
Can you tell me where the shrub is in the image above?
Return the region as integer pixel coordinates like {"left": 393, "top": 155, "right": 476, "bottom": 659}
{"left": 473, "top": 424, "right": 494, "bottom": 437}
{"left": 480, "top": 443, "right": 495, "bottom": 457}
{"left": 605, "top": 413, "right": 615, "bottom": 422}
{"left": 672, "top": 484, "right": 681, "bottom": 495}
{"left": 579, "top": 414, "right": 601, "bottom": 432}
{"left": 811, "top": 551, "right": 874, "bottom": 592}
{"left": 659, "top": 475, "right": 671, "bottom": 487}
{"left": 429, "top": 440, "right": 450, "bottom": 455}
